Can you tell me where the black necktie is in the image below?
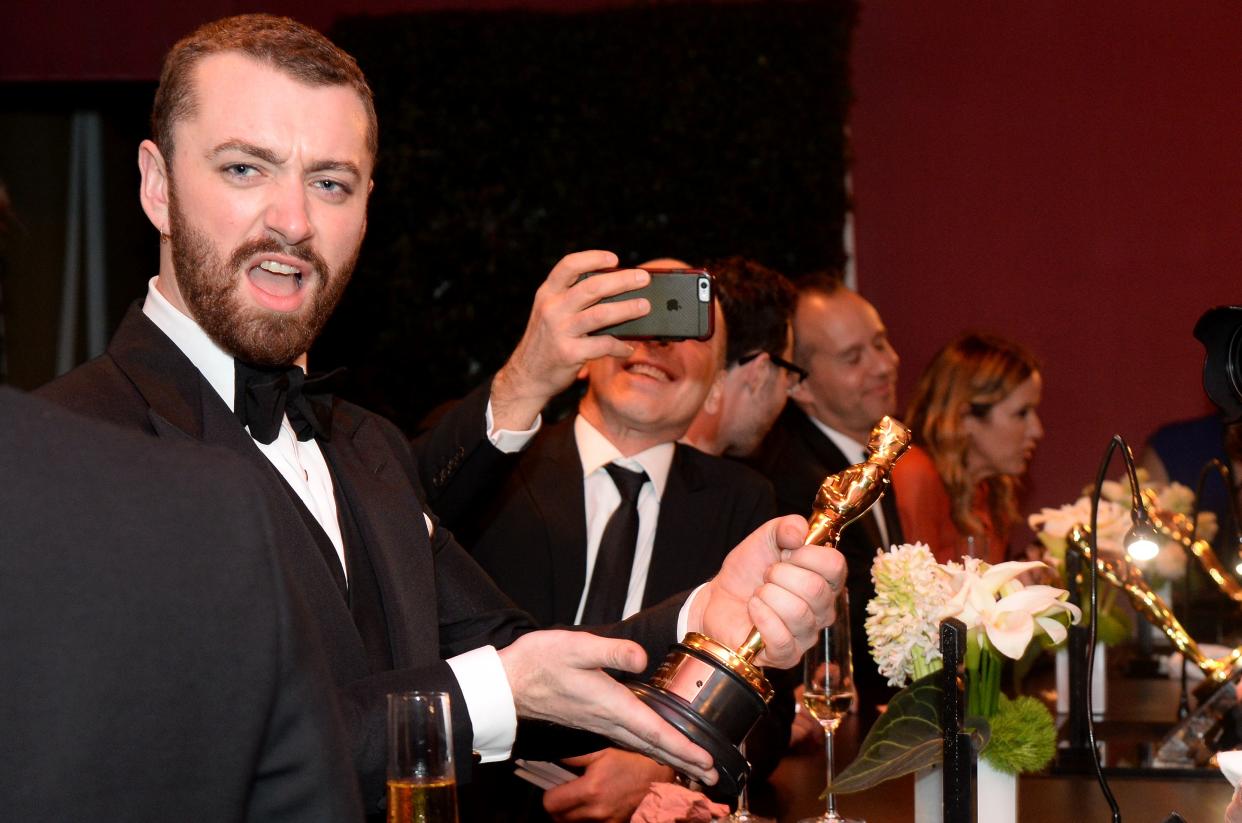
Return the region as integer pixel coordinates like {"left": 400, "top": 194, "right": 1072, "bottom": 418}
{"left": 234, "top": 361, "right": 338, "bottom": 445}
{"left": 580, "top": 463, "right": 648, "bottom": 625}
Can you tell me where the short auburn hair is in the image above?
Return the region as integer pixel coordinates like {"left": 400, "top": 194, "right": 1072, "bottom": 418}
{"left": 151, "top": 14, "right": 378, "bottom": 163}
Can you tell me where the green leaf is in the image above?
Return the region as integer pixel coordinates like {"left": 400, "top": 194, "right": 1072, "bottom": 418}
{"left": 829, "top": 673, "right": 990, "bottom": 794}
{"left": 828, "top": 675, "right": 939, "bottom": 794}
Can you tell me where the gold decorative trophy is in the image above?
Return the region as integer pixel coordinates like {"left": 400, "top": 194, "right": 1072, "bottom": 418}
{"left": 630, "top": 416, "right": 913, "bottom": 795}
{"left": 1146, "top": 491, "right": 1242, "bottom": 605}
{"left": 1066, "top": 526, "right": 1242, "bottom": 683}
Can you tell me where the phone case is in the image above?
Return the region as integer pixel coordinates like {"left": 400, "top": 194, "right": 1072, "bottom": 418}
{"left": 584, "top": 269, "right": 715, "bottom": 341}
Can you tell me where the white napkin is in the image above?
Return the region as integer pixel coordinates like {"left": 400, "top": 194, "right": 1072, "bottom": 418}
{"left": 1219, "top": 749, "right": 1242, "bottom": 787}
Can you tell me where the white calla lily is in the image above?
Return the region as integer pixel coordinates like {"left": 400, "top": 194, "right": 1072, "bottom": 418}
{"left": 976, "top": 584, "right": 1082, "bottom": 660}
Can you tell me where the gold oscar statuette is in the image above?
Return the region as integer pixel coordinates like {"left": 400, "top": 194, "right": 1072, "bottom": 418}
{"left": 1145, "top": 489, "right": 1242, "bottom": 606}
{"left": 629, "top": 416, "right": 912, "bottom": 796}
{"left": 1066, "top": 526, "right": 1242, "bottom": 683}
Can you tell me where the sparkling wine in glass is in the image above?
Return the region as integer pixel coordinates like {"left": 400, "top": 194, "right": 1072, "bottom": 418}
{"left": 387, "top": 691, "right": 459, "bottom": 823}
{"left": 797, "top": 589, "right": 863, "bottom": 823}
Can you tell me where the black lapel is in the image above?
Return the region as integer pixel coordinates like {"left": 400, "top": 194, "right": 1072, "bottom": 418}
{"left": 108, "top": 304, "right": 355, "bottom": 608}
{"left": 321, "top": 407, "right": 439, "bottom": 669}
{"left": 789, "top": 408, "right": 886, "bottom": 558}
{"left": 521, "top": 419, "right": 588, "bottom": 625}
{"left": 645, "top": 444, "right": 705, "bottom": 608}
{"left": 880, "top": 483, "right": 904, "bottom": 546}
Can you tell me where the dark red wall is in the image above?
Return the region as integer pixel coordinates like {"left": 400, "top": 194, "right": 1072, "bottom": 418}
{"left": 0, "top": 0, "right": 741, "bottom": 80}
{"left": 851, "top": 1, "right": 1242, "bottom": 519}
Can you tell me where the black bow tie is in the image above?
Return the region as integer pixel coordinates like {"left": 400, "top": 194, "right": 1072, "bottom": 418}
{"left": 234, "top": 361, "right": 340, "bottom": 445}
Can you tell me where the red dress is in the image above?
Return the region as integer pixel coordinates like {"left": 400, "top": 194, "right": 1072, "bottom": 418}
{"left": 891, "top": 445, "right": 1005, "bottom": 564}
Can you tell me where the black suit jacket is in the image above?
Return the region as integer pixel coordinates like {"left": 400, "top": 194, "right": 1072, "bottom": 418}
{"left": 748, "top": 404, "right": 905, "bottom": 720}
{"left": 441, "top": 416, "right": 784, "bottom": 818}
{"left": 0, "top": 387, "right": 361, "bottom": 822}
{"left": 450, "top": 416, "right": 778, "bottom": 627}
{"left": 37, "top": 305, "right": 684, "bottom": 810}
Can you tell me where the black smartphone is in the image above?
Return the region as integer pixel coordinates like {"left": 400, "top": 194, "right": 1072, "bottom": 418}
{"left": 578, "top": 267, "right": 715, "bottom": 341}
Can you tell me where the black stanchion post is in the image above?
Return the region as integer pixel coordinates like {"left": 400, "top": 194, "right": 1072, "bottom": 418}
{"left": 940, "top": 617, "right": 971, "bottom": 823}
{"left": 1063, "top": 548, "right": 1092, "bottom": 763}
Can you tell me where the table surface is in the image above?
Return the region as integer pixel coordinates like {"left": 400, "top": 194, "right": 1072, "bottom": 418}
{"left": 746, "top": 668, "right": 1236, "bottom": 822}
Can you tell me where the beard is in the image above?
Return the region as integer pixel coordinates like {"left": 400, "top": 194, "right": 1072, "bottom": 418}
{"left": 167, "top": 183, "right": 357, "bottom": 366}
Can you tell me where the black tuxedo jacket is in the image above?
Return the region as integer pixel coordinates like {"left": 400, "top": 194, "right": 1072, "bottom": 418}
{"left": 440, "top": 416, "right": 786, "bottom": 819}
{"left": 0, "top": 387, "right": 361, "bottom": 822}
{"left": 37, "top": 305, "right": 684, "bottom": 810}
{"left": 450, "top": 416, "right": 778, "bottom": 627}
{"left": 748, "top": 404, "right": 905, "bottom": 718}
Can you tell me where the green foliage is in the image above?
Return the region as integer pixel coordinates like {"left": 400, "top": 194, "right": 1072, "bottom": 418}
{"left": 318, "top": 4, "right": 857, "bottom": 429}
{"left": 830, "top": 672, "right": 990, "bottom": 794}
{"left": 980, "top": 695, "right": 1056, "bottom": 775}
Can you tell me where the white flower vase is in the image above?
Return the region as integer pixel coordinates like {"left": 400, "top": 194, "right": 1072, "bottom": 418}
{"left": 1055, "top": 642, "right": 1106, "bottom": 717}
{"left": 913, "top": 759, "right": 1018, "bottom": 823}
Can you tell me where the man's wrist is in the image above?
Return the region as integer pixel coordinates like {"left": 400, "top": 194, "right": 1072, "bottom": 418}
{"left": 678, "top": 582, "right": 710, "bottom": 639}
{"left": 490, "top": 362, "right": 548, "bottom": 433}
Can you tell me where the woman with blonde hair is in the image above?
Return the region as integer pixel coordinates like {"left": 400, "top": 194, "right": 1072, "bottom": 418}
{"left": 893, "top": 332, "right": 1044, "bottom": 564}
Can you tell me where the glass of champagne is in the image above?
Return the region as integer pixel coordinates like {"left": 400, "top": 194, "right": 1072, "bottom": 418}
{"left": 387, "top": 691, "right": 459, "bottom": 823}
{"left": 797, "top": 589, "right": 863, "bottom": 823}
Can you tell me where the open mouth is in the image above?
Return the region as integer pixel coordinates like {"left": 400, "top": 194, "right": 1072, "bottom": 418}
{"left": 245, "top": 257, "right": 311, "bottom": 311}
{"left": 625, "top": 360, "right": 675, "bottom": 382}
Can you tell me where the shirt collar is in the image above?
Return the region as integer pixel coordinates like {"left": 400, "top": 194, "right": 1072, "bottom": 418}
{"left": 573, "top": 414, "right": 674, "bottom": 499}
{"left": 806, "top": 413, "right": 868, "bottom": 466}
{"left": 142, "top": 277, "right": 238, "bottom": 411}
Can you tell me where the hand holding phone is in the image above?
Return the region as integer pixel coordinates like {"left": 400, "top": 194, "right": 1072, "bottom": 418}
{"left": 578, "top": 267, "right": 715, "bottom": 341}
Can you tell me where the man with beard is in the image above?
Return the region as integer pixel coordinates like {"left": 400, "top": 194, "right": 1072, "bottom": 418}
{"left": 37, "top": 14, "right": 844, "bottom": 814}
{"left": 748, "top": 271, "right": 904, "bottom": 728}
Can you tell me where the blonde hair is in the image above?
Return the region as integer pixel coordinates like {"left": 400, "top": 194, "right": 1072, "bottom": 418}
{"left": 905, "top": 332, "right": 1040, "bottom": 541}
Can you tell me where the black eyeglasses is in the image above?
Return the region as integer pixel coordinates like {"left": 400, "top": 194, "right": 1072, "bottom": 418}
{"left": 736, "top": 351, "right": 809, "bottom": 383}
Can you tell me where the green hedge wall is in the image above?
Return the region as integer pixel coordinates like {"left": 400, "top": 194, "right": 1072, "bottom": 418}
{"left": 318, "top": 2, "right": 856, "bottom": 429}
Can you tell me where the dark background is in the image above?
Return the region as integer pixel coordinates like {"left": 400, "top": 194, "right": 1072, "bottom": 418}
{"left": 319, "top": 4, "right": 854, "bottom": 427}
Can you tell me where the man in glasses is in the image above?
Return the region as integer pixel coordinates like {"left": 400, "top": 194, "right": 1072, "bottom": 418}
{"left": 683, "top": 256, "right": 800, "bottom": 459}
{"left": 748, "top": 271, "right": 904, "bottom": 728}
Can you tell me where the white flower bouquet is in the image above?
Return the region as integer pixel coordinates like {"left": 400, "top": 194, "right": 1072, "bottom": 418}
{"left": 833, "top": 544, "right": 1080, "bottom": 792}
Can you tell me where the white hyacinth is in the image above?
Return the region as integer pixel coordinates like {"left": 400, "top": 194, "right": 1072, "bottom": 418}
{"left": 865, "top": 542, "right": 950, "bottom": 687}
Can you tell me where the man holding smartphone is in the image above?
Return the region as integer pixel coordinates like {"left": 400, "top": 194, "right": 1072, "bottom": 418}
{"left": 446, "top": 258, "right": 780, "bottom": 822}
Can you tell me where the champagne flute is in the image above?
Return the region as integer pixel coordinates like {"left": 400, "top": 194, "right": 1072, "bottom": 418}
{"left": 797, "top": 589, "right": 863, "bottom": 823}
{"left": 387, "top": 691, "right": 459, "bottom": 823}
{"left": 718, "top": 740, "right": 774, "bottom": 823}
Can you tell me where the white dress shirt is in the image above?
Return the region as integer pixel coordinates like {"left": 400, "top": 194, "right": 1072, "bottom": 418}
{"left": 141, "top": 277, "right": 537, "bottom": 762}
{"left": 573, "top": 415, "right": 676, "bottom": 623}
{"left": 806, "top": 415, "right": 891, "bottom": 549}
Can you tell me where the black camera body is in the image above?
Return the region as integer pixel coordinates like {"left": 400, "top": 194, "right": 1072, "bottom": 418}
{"left": 1195, "top": 306, "right": 1242, "bottom": 421}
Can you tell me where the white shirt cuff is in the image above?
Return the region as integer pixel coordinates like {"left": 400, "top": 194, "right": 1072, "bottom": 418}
{"left": 485, "top": 399, "right": 541, "bottom": 453}
{"left": 677, "top": 583, "right": 708, "bottom": 640}
{"left": 445, "top": 646, "right": 517, "bottom": 763}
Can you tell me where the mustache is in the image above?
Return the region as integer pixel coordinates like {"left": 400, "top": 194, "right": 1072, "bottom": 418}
{"left": 228, "top": 237, "right": 329, "bottom": 281}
